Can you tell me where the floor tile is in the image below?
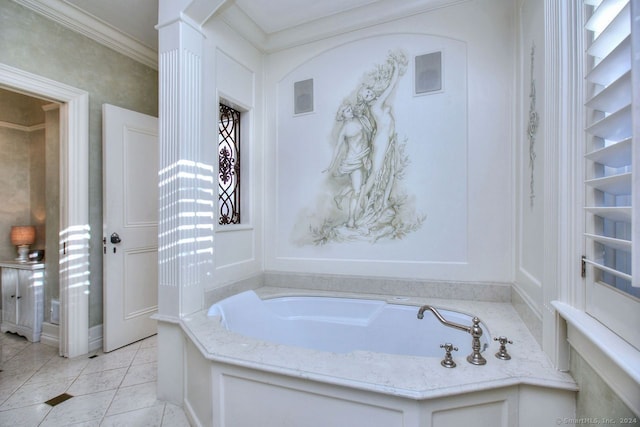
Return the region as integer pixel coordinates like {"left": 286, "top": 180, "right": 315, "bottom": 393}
{"left": 26, "top": 356, "right": 90, "bottom": 385}
{"left": 1, "top": 353, "right": 50, "bottom": 374}
{"left": 132, "top": 347, "right": 157, "bottom": 365}
{"left": 0, "top": 333, "right": 190, "bottom": 425}
{"left": 39, "top": 389, "right": 116, "bottom": 427}
{"left": 0, "top": 378, "right": 73, "bottom": 410}
{"left": 106, "top": 381, "right": 159, "bottom": 417}
{"left": 67, "top": 367, "right": 128, "bottom": 396}
{"left": 0, "top": 370, "right": 33, "bottom": 401}
{"left": 82, "top": 349, "right": 138, "bottom": 374}
{"left": 0, "top": 403, "right": 51, "bottom": 427}
{"left": 121, "top": 362, "right": 157, "bottom": 387}
{"left": 162, "top": 402, "right": 192, "bottom": 427}
{"left": 139, "top": 335, "right": 157, "bottom": 349}
{"left": 101, "top": 403, "right": 165, "bottom": 426}
{"left": 1, "top": 340, "right": 29, "bottom": 362}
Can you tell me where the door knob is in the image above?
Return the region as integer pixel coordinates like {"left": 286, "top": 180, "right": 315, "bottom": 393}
{"left": 110, "top": 232, "right": 121, "bottom": 244}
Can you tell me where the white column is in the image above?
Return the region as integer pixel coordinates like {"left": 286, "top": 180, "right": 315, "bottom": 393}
{"left": 157, "top": 17, "right": 207, "bottom": 319}
{"left": 542, "top": 0, "right": 583, "bottom": 370}
{"left": 156, "top": 4, "right": 218, "bottom": 403}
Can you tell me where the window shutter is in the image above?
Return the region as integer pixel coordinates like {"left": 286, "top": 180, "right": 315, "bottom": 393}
{"left": 584, "top": 0, "right": 638, "bottom": 291}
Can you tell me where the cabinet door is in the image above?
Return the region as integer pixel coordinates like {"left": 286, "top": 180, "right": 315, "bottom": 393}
{"left": 1, "top": 269, "right": 18, "bottom": 323}
{"left": 17, "top": 269, "right": 40, "bottom": 329}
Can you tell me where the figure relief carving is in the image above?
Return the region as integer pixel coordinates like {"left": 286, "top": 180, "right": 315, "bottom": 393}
{"left": 298, "top": 49, "right": 426, "bottom": 245}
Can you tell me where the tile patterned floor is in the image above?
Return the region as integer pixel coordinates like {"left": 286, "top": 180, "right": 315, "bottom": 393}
{"left": 0, "top": 332, "right": 191, "bottom": 426}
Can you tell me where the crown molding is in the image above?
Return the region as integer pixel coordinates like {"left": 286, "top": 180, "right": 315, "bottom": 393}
{"left": 13, "top": 0, "right": 158, "bottom": 70}
{"left": 0, "top": 120, "right": 45, "bottom": 132}
{"left": 14, "top": 0, "right": 467, "bottom": 65}
{"left": 221, "top": 0, "right": 470, "bottom": 53}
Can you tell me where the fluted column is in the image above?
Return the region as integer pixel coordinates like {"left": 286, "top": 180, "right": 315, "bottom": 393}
{"left": 542, "top": 0, "right": 583, "bottom": 370}
{"left": 157, "top": 16, "right": 210, "bottom": 320}
{"left": 156, "top": 9, "right": 213, "bottom": 404}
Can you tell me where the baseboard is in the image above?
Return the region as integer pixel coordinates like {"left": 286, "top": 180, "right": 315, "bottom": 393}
{"left": 183, "top": 398, "right": 203, "bottom": 427}
{"left": 511, "top": 283, "right": 543, "bottom": 346}
{"left": 40, "top": 321, "right": 60, "bottom": 349}
{"left": 39, "top": 322, "right": 102, "bottom": 354}
{"left": 89, "top": 324, "right": 103, "bottom": 352}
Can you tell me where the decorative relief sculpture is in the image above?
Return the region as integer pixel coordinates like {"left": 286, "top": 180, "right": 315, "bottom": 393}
{"left": 527, "top": 42, "right": 539, "bottom": 208}
{"left": 299, "top": 49, "right": 426, "bottom": 245}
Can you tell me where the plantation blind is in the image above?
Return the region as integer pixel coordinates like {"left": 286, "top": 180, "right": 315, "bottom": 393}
{"left": 584, "top": 0, "right": 638, "bottom": 295}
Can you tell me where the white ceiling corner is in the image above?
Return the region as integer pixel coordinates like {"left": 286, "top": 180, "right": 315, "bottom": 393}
{"left": 235, "top": 0, "right": 380, "bottom": 34}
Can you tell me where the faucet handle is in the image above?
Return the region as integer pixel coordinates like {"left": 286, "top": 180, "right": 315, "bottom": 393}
{"left": 494, "top": 336, "right": 513, "bottom": 360}
{"left": 440, "top": 343, "right": 458, "bottom": 368}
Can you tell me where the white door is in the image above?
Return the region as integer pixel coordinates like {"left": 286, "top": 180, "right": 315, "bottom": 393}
{"left": 103, "top": 104, "right": 158, "bottom": 352}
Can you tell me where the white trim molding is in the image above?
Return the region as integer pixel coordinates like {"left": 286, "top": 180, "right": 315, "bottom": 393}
{"left": 553, "top": 301, "right": 640, "bottom": 416}
{"left": 0, "top": 62, "right": 90, "bottom": 358}
{"left": 545, "top": 0, "right": 639, "bottom": 416}
{"left": 542, "top": 0, "right": 584, "bottom": 371}
{"left": 88, "top": 324, "right": 103, "bottom": 352}
{"left": 40, "top": 321, "right": 59, "bottom": 348}
{"left": 0, "top": 120, "right": 45, "bottom": 132}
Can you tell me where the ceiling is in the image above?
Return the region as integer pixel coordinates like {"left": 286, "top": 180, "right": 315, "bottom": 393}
{"left": 49, "top": 0, "right": 392, "bottom": 52}
{"left": 14, "top": 0, "right": 464, "bottom": 68}
{"left": 234, "top": 0, "right": 380, "bottom": 34}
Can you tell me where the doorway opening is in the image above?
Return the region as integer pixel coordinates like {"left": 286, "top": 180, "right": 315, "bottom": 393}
{"left": 0, "top": 63, "right": 89, "bottom": 358}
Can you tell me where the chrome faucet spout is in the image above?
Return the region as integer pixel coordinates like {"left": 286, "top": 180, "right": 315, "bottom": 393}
{"left": 417, "top": 305, "right": 470, "bottom": 333}
{"left": 417, "top": 305, "right": 487, "bottom": 366}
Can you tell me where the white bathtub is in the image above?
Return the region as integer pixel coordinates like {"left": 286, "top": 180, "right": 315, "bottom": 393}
{"left": 175, "top": 287, "right": 577, "bottom": 427}
{"left": 207, "top": 290, "right": 490, "bottom": 357}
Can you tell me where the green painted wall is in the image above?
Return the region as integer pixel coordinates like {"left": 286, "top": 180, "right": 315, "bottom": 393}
{"left": 0, "top": 1, "right": 158, "bottom": 328}
{"left": 570, "top": 348, "right": 636, "bottom": 423}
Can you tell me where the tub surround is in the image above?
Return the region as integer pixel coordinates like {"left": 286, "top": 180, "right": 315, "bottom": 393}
{"left": 189, "top": 287, "right": 574, "bottom": 399}
{"left": 262, "top": 271, "right": 512, "bottom": 303}
{"left": 205, "top": 272, "right": 513, "bottom": 308}
{"left": 207, "top": 291, "right": 491, "bottom": 357}
{"left": 181, "top": 286, "right": 576, "bottom": 426}
{"left": 204, "top": 271, "right": 512, "bottom": 306}
{"left": 205, "top": 272, "right": 549, "bottom": 345}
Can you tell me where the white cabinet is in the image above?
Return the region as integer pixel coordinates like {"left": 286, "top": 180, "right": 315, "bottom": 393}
{"left": 1, "top": 261, "right": 45, "bottom": 342}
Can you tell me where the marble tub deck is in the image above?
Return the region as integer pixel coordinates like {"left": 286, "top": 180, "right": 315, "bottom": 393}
{"left": 182, "top": 286, "right": 577, "bottom": 400}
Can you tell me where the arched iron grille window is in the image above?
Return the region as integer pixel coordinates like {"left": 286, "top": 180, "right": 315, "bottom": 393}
{"left": 218, "top": 103, "right": 241, "bottom": 225}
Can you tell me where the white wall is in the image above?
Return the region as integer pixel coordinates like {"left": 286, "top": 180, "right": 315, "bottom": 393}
{"left": 202, "top": 19, "right": 265, "bottom": 289}
{"left": 514, "top": 0, "right": 546, "bottom": 323}
{"left": 264, "top": 0, "right": 516, "bottom": 283}
{"left": 277, "top": 35, "right": 467, "bottom": 259}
